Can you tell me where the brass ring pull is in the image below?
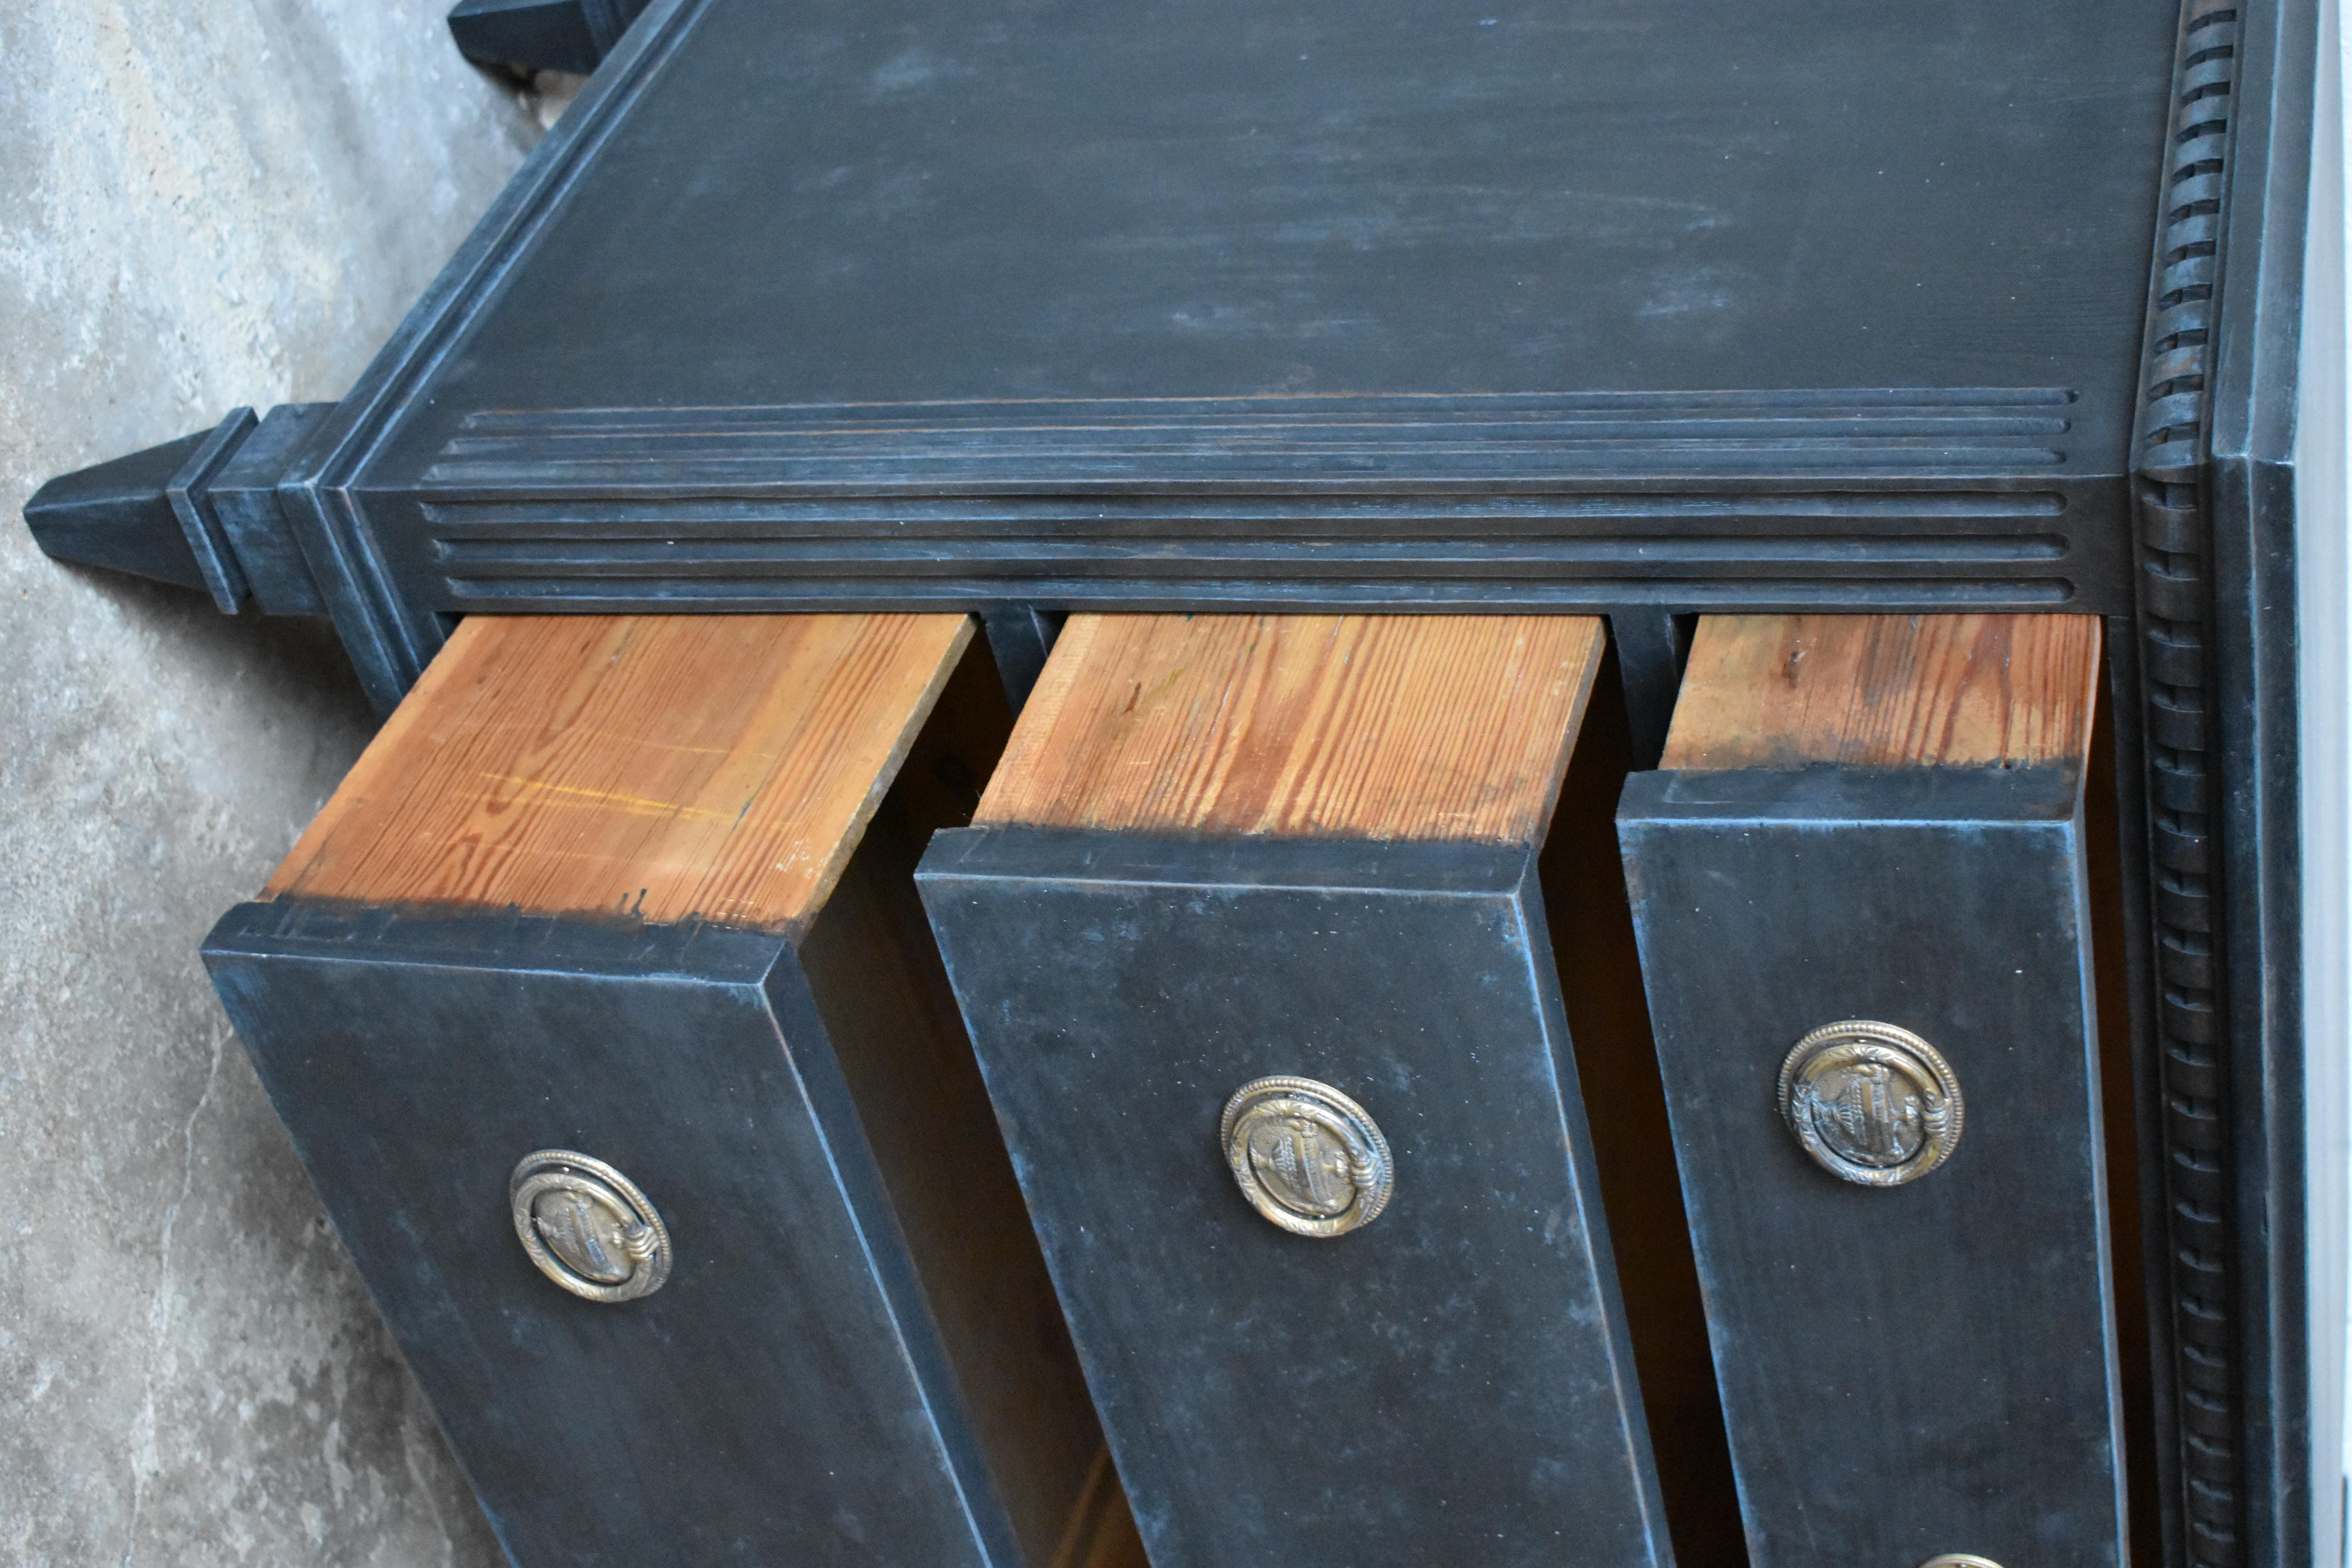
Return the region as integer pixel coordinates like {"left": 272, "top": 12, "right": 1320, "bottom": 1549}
{"left": 1221, "top": 1076, "right": 1394, "bottom": 1238}
{"left": 1779, "top": 1020, "right": 1965, "bottom": 1187}
{"left": 510, "top": 1150, "right": 673, "bottom": 1303}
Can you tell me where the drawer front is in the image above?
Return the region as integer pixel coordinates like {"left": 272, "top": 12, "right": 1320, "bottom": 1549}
{"left": 920, "top": 829, "right": 1670, "bottom": 1568}
{"left": 203, "top": 902, "right": 1017, "bottom": 1568}
{"left": 1619, "top": 767, "right": 2127, "bottom": 1568}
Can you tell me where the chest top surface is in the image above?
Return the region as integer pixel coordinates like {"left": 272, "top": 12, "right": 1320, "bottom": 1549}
{"left": 377, "top": 0, "right": 2175, "bottom": 490}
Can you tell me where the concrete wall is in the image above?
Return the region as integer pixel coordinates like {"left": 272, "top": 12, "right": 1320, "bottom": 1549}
{"left": 0, "top": 4, "right": 565, "bottom": 1562}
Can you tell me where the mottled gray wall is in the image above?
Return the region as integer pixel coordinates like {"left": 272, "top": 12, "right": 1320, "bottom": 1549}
{"left": 0, "top": 4, "right": 563, "bottom": 1562}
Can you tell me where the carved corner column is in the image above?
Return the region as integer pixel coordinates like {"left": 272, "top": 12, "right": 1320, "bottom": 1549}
{"left": 2131, "top": 2, "right": 2248, "bottom": 1561}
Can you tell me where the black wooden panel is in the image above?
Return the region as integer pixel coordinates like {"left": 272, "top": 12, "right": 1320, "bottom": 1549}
{"left": 1617, "top": 766, "right": 2127, "bottom": 1568}
{"left": 448, "top": 0, "right": 650, "bottom": 74}
{"left": 201, "top": 900, "right": 1021, "bottom": 1568}
{"left": 916, "top": 828, "right": 1670, "bottom": 1568}
{"left": 212, "top": 0, "right": 2185, "bottom": 702}
{"left": 393, "top": 0, "right": 2171, "bottom": 424}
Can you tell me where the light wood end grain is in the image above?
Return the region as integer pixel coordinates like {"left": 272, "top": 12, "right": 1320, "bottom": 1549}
{"left": 977, "top": 613, "right": 1606, "bottom": 844}
{"left": 1660, "top": 613, "right": 2100, "bottom": 771}
{"left": 267, "top": 613, "right": 974, "bottom": 932}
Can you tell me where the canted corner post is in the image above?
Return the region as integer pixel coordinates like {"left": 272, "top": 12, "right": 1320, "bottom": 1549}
{"left": 23, "top": 404, "right": 334, "bottom": 615}
{"left": 917, "top": 612, "right": 1681, "bottom": 1567}
{"left": 1616, "top": 613, "right": 2127, "bottom": 1567}
{"left": 200, "top": 612, "right": 1125, "bottom": 1567}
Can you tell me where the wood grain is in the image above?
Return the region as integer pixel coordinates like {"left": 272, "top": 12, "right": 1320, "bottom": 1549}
{"left": 1660, "top": 613, "right": 2101, "bottom": 771}
{"left": 977, "top": 613, "right": 1607, "bottom": 844}
{"left": 268, "top": 613, "right": 973, "bottom": 932}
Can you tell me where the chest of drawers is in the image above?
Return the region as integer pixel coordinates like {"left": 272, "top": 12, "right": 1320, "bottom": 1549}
{"left": 22, "top": 1, "right": 2336, "bottom": 1563}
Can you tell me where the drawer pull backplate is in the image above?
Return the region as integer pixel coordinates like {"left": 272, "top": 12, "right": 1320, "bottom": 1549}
{"left": 1779, "top": 1021, "right": 1965, "bottom": 1187}
{"left": 510, "top": 1150, "right": 673, "bottom": 1302}
{"left": 1221, "top": 1076, "right": 1394, "bottom": 1238}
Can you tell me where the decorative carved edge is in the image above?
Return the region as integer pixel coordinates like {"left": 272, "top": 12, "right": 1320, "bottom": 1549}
{"left": 2131, "top": 2, "right": 2243, "bottom": 1564}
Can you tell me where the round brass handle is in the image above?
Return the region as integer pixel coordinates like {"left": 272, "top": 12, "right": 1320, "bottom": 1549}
{"left": 1221, "top": 1076, "right": 1393, "bottom": 1238}
{"left": 510, "top": 1150, "right": 672, "bottom": 1303}
{"left": 1919, "top": 1556, "right": 2005, "bottom": 1568}
{"left": 1778, "top": 1020, "right": 1965, "bottom": 1187}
